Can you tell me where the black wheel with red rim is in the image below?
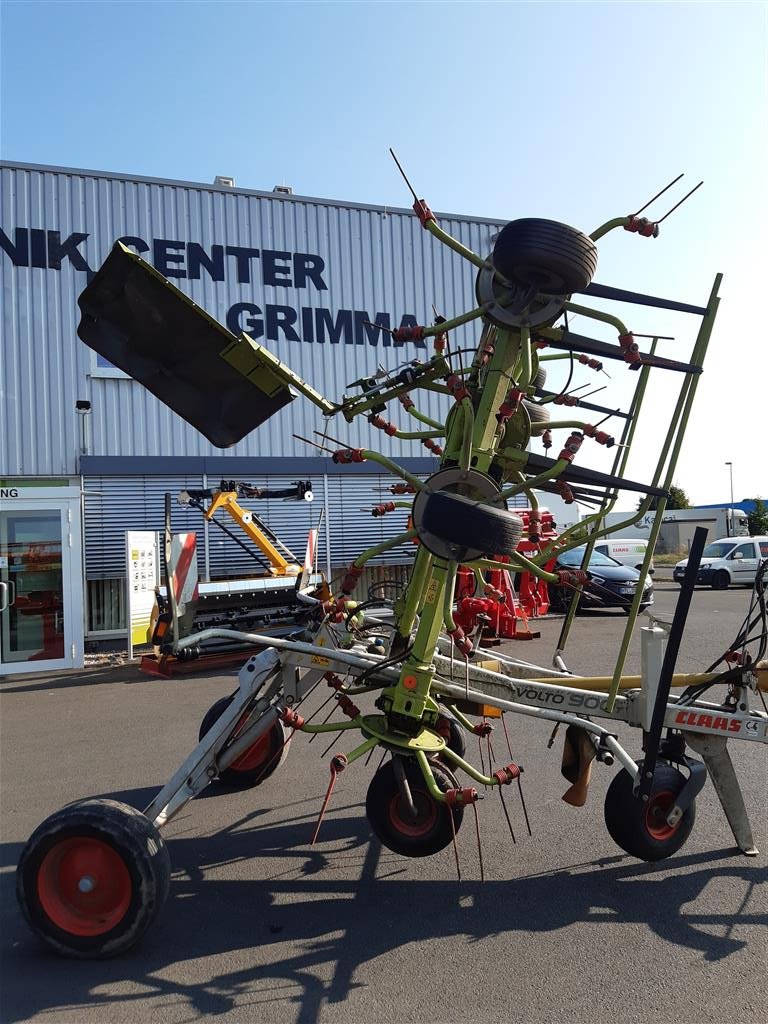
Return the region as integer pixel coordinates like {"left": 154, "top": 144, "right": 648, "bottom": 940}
{"left": 365, "top": 757, "right": 463, "bottom": 857}
{"left": 16, "top": 798, "right": 170, "bottom": 958}
{"left": 198, "top": 696, "right": 288, "bottom": 788}
{"left": 604, "top": 762, "right": 696, "bottom": 862}
{"left": 433, "top": 714, "right": 467, "bottom": 762}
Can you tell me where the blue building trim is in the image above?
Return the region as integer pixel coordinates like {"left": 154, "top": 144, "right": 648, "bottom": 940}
{"left": 79, "top": 455, "right": 439, "bottom": 476}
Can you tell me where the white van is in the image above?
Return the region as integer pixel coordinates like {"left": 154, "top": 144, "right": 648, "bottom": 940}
{"left": 673, "top": 536, "right": 768, "bottom": 590}
{"left": 594, "top": 538, "right": 654, "bottom": 574}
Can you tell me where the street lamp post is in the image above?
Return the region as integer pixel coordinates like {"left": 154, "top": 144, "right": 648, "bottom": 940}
{"left": 725, "top": 461, "right": 734, "bottom": 536}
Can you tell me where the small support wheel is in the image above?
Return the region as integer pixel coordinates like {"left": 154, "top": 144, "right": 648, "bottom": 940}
{"left": 522, "top": 399, "right": 550, "bottom": 426}
{"left": 366, "top": 758, "right": 463, "bottom": 857}
{"left": 17, "top": 798, "right": 170, "bottom": 958}
{"left": 711, "top": 570, "right": 730, "bottom": 590}
{"left": 199, "top": 696, "right": 288, "bottom": 788}
{"left": 434, "top": 714, "right": 467, "bottom": 761}
{"left": 604, "top": 762, "right": 696, "bottom": 862}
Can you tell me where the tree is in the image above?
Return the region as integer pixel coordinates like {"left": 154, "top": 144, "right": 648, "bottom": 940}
{"left": 747, "top": 497, "right": 768, "bottom": 536}
{"left": 638, "top": 484, "right": 691, "bottom": 511}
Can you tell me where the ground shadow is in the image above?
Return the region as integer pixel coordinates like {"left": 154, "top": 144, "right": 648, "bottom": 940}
{"left": 3, "top": 794, "right": 765, "bottom": 1024}
{"left": 0, "top": 663, "right": 235, "bottom": 695}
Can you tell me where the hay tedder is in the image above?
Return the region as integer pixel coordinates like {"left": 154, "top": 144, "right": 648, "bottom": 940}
{"left": 17, "top": 163, "right": 768, "bottom": 958}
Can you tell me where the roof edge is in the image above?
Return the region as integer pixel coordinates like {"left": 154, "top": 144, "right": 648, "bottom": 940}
{"left": 0, "top": 159, "right": 507, "bottom": 227}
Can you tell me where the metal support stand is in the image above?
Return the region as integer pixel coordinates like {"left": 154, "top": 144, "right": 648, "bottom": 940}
{"left": 685, "top": 732, "right": 759, "bottom": 855}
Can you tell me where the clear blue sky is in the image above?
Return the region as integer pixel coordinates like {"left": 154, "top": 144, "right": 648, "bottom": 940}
{"left": 2, "top": 0, "right": 765, "bottom": 507}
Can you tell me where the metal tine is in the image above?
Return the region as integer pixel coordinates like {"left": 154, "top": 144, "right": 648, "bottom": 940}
{"left": 592, "top": 410, "right": 617, "bottom": 429}
{"left": 498, "top": 785, "right": 517, "bottom": 844}
{"left": 631, "top": 173, "right": 684, "bottom": 217}
{"left": 311, "top": 759, "right": 342, "bottom": 846}
{"left": 389, "top": 147, "right": 419, "bottom": 202}
{"left": 448, "top": 800, "right": 462, "bottom": 882}
{"left": 501, "top": 712, "right": 514, "bottom": 760}
{"left": 313, "top": 428, "right": 355, "bottom": 450}
{"left": 518, "top": 774, "right": 533, "bottom": 837}
{"left": 656, "top": 181, "right": 704, "bottom": 225}
{"left": 487, "top": 728, "right": 496, "bottom": 766}
{"left": 294, "top": 433, "right": 335, "bottom": 453}
{"left": 362, "top": 319, "right": 395, "bottom": 335}
{"left": 320, "top": 730, "right": 346, "bottom": 759}
{"left": 578, "top": 385, "right": 607, "bottom": 401}
{"left": 308, "top": 699, "right": 339, "bottom": 744}
{"left": 472, "top": 802, "right": 485, "bottom": 883}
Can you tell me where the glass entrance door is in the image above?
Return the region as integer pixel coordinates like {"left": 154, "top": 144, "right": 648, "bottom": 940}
{"left": 0, "top": 510, "right": 66, "bottom": 664}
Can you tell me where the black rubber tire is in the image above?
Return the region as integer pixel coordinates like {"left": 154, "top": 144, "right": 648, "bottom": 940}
{"left": 523, "top": 399, "right": 551, "bottom": 425}
{"left": 420, "top": 491, "right": 524, "bottom": 557}
{"left": 366, "top": 758, "right": 463, "bottom": 857}
{"left": 604, "top": 762, "right": 696, "bottom": 862}
{"left": 622, "top": 602, "right": 652, "bottom": 615}
{"left": 493, "top": 218, "right": 598, "bottom": 296}
{"left": 548, "top": 585, "right": 568, "bottom": 613}
{"left": 434, "top": 714, "right": 467, "bottom": 761}
{"left": 17, "top": 799, "right": 170, "bottom": 958}
{"left": 199, "top": 696, "right": 287, "bottom": 788}
{"left": 533, "top": 365, "right": 547, "bottom": 389}
{"left": 711, "top": 570, "right": 730, "bottom": 591}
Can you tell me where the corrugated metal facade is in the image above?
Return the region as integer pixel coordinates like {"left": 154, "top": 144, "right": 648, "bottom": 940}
{"left": 1, "top": 161, "right": 504, "bottom": 475}
{"left": 82, "top": 471, "right": 422, "bottom": 581}
{"left": 5, "top": 162, "right": 574, "bottom": 637}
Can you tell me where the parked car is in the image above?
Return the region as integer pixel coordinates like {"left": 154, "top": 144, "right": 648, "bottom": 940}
{"left": 549, "top": 545, "right": 654, "bottom": 613}
{"left": 673, "top": 536, "right": 768, "bottom": 590}
{"left": 594, "top": 538, "right": 655, "bottom": 574}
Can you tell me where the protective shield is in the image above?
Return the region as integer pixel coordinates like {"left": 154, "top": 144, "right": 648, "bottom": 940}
{"left": 77, "top": 242, "right": 295, "bottom": 447}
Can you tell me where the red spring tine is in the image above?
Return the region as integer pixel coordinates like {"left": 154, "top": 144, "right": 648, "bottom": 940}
{"left": 497, "top": 785, "right": 517, "bottom": 844}
{"left": 311, "top": 756, "right": 345, "bottom": 846}
{"left": 448, "top": 799, "right": 462, "bottom": 883}
{"left": 472, "top": 801, "right": 485, "bottom": 883}
{"left": 517, "top": 773, "right": 532, "bottom": 837}
{"left": 501, "top": 712, "right": 515, "bottom": 761}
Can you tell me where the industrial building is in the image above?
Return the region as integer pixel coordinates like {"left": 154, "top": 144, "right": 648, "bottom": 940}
{"left": 0, "top": 160, "right": 575, "bottom": 675}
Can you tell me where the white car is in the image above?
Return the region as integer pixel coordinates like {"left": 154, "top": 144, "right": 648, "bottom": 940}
{"left": 673, "top": 536, "right": 768, "bottom": 590}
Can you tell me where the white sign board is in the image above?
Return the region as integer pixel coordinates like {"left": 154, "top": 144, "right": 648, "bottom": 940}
{"left": 126, "top": 531, "right": 159, "bottom": 658}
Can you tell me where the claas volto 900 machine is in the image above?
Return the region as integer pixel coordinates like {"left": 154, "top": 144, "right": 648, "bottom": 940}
{"left": 16, "top": 158, "right": 767, "bottom": 959}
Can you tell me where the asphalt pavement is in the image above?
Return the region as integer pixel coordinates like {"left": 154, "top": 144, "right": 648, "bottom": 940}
{"left": 1, "top": 583, "right": 766, "bottom": 1024}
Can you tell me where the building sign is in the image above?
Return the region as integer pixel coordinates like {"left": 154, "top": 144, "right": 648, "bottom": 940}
{"left": 125, "top": 531, "right": 159, "bottom": 657}
{"left": 1, "top": 227, "right": 424, "bottom": 352}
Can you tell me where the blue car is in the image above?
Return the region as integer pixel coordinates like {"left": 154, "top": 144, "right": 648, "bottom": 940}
{"left": 549, "top": 545, "right": 654, "bottom": 613}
